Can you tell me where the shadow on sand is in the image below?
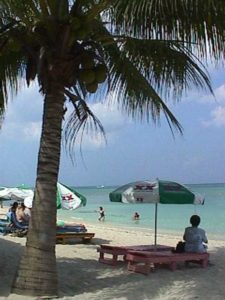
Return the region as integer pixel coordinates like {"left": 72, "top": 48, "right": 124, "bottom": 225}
{"left": 0, "top": 236, "right": 224, "bottom": 299}
{"left": 57, "top": 246, "right": 225, "bottom": 299}
{"left": 0, "top": 237, "right": 24, "bottom": 297}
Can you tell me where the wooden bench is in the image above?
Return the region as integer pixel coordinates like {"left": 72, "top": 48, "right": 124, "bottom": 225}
{"left": 126, "top": 250, "right": 209, "bottom": 275}
{"left": 97, "top": 244, "right": 174, "bottom": 266}
{"left": 56, "top": 232, "right": 95, "bottom": 244}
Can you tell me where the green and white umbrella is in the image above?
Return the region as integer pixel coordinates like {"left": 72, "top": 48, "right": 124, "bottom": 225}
{"left": 56, "top": 182, "right": 86, "bottom": 210}
{"left": 0, "top": 182, "right": 86, "bottom": 210}
{"left": 109, "top": 179, "right": 204, "bottom": 245}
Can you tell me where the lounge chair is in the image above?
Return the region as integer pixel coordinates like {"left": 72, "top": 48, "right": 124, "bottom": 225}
{"left": 56, "top": 224, "right": 95, "bottom": 244}
{"left": 56, "top": 224, "right": 87, "bottom": 233}
{"left": 0, "top": 218, "right": 13, "bottom": 235}
{"left": 8, "top": 211, "right": 29, "bottom": 230}
{"left": 56, "top": 232, "right": 95, "bottom": 244}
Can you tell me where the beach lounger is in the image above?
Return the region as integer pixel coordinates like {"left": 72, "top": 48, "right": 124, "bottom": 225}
{"left": 0, "top": 219, "right": 12, "bottom": 235}
{"left": 97, "top": 244, "right": 174, "bottom": 265}
{"left": 56, "top": 232, "right": 95, "bottom": 244}
{"left": 0, "top": 212, "right": 28, "bottom": 237}
{"left": 126, "top": 250, "right": 209, "bottom": 275}
{"left": 8, "top": 212, "right": 29, "bottom": 230}
{"left": 56, "top": 224, "right": 87, "bottom": 233}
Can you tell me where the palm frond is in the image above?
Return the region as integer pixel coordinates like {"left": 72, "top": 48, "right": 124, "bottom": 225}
{"left": 121, "top": 37, "right": 213, "bottom": 98}
{"left": 0, "top": 80, "right": 7, "bottom": 128}
{"left": 108, "top": 50, "right": 183, "bottom": 133}
{"left": 91, "top": 24, "right": 185, "bottom": 132}
{"left": 111, "top": 0, "right": 225, "bottom": 60}
{"left": 64, "top": 96, "right": 106, "bottom": 157}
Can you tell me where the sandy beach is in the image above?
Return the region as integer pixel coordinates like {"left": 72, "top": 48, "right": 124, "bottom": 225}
{"left": 0, "top": 215, "right": 225, "bottom": 300}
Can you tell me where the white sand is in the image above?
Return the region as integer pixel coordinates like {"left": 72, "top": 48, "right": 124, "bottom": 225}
{"left": 0, "top": 219, "right": 225, "bottom": 300}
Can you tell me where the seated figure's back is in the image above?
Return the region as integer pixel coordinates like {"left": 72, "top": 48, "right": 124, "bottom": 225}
{"left": 183, "top": 215, "right": 208, "bottom": 253}
{"left": 184, "top": 226, "right": 207, "bottom": 253}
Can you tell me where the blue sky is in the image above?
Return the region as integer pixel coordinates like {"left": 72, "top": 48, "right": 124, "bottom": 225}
{"left": 0, "top": 65, "right": 225, "bottom": 187}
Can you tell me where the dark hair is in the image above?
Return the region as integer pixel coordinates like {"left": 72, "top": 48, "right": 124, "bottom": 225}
{"left": 190, "top": 215, "right": 201, "bottom": 227}
{"left": 20, "top": 203, "right": 26, "bottom": 209}
{"left": 12, "top": 201, "right": 19, "bottom": 209}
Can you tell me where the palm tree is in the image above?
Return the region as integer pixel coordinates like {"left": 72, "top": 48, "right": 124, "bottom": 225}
{"left": 0, "top": 0, "right": 224, "bottom": 297}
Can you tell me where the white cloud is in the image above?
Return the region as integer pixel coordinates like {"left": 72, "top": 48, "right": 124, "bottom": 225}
{"left": 91, "top": 100, "right": 129, "bottom": 132}
{"left": 0, "top": 84, "right": 42, "bottom": 141}
{"left": 23, "top": 122, "right": 41, "bottom": 140}
{"left": 194, "top": 84, "right": 225, "bottom": 128}
{"left": 1, "top": 87, "right": 130, "bottom": 147}
{"left": 198, "top": 84, "right": 225, "bottom": 104}
{"left": 202, "top": 106, "right": 225, "bottom": 127}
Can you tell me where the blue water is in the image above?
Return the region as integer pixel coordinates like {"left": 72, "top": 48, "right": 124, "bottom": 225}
{"left": 57, "top": 183, "right": 225, "bottom": 240}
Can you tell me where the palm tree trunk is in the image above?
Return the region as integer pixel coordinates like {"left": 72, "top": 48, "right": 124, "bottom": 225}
{"left": 12, "top": 89, "right": 65, "bottom": 297}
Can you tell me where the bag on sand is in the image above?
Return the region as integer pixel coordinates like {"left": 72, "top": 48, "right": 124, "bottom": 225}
{"left": 173, "top": 241, "right": 185, "bottom": 253}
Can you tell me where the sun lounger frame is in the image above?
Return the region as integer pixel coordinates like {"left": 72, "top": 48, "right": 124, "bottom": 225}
{"left": 56, "top": 232, "right": 95, "bottom": 244}
{"left": 97, "top": 244, "right": 174, "bottom": 265}
{"left": 126, "top": 250, "right": 209, "bottom": 275}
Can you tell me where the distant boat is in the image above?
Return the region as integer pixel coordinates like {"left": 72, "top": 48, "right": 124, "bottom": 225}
{"left": 97, "top": 185, "right": 105, "bottom": 189}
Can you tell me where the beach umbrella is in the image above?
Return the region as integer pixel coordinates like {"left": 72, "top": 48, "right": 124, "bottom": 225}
{"left": 109, "top": 179, "right": 204, "bottom": 245}
{"left": 0, "top": 185, "right": 34, "bottom": 201}
{"left": 0, "top": 182, "right": 86, "bottom": 210}
{"left": 56, "top": 182, "right": 86, "bottom": 210}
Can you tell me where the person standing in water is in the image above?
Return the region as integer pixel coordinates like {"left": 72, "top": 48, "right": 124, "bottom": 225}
{"left": 133, "top": 212, "right": 140, "bottom": 220}
{"left": 98, "top": 206, "right": 105, "bottom": 221}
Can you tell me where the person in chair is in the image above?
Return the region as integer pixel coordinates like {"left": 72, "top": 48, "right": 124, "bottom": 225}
{"left": 183, "top": 215, "right": 208, "bottom": 253}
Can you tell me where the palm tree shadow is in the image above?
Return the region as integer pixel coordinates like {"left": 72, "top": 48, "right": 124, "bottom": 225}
{"left": 0, "top": 237, "right": 24, "bottom": 297}
{"left": 91, "top": 237, "right": 111, "bottom": 245}
{"left": 0, "top": 237, "right": 224, "bottom": 299}
{"left": 56, "top": 237, "right": 111, "bottom": 245}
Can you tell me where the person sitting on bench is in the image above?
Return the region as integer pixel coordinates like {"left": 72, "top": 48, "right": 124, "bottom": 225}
{"left": 183, "top": 215, "right": 208, "bottom": 253}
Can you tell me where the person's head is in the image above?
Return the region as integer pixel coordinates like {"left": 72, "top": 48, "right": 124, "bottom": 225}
{"left": 18, "top": 203, "right": 26, "bottom": 210}
{"left": 190, "top": 215, "right": 201, "bottom": 227}
{"left": 11, "top": 201, "right": 18, "bottom": 211}
{"left": 99, "top": 206, "right": 103, "bottom": 210}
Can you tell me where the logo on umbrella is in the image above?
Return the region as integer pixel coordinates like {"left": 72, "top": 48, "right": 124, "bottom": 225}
{"left": 62, "top": 194, "right": 74, "bottom": 201}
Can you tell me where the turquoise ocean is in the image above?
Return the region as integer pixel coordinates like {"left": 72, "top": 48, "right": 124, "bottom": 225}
{"left": 57, "top": 183, "right": 225, "bottom": 241}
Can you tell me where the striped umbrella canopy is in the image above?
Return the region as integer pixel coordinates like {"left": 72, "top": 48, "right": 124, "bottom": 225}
{"left": 109, "top": 179, "right": 204, "bottom": 245}
{"left": 0, "top": 182, "right": 86, "bottom": 210}
{"left": 56, "top": 182, "right": 86, "bottom": 210}
{"left": 0, "top": 185, "right": 33, "bottom": 201}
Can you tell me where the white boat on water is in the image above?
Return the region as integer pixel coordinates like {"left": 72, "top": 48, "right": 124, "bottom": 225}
{"left": 97, "top": 185, "right": 105, "bottom": 189}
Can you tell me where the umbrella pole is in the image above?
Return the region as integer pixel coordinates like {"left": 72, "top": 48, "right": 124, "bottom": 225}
{"left": 154, "top": 203, "right": 158, "bottom": 246}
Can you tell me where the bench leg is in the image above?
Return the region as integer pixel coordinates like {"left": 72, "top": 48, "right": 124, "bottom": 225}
{"left": 57, "top": 238, "right": 65, "bottom": 244}
{"left": 170, "top": 261, "right": 177, "bottom": 271}
{"left": 186, "top": 258, "right": 208, "bottom": 268}
{"left": 99, "top": 252, "right": 119, "bottom": 265}
{"left": 201, "top": 258, "right": 208, "bottom": 268}
{"left": 99, "top": 252, "right": 104, "bottom": 260}
{"left": 127, "top": 261, "right": 151, "bottom": 275}
{"left": 82, "top": 237, "right": 91, "bottom": 243}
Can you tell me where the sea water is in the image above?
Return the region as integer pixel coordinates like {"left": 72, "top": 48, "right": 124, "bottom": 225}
{"left": 57, "top": 183, "right": 225, "bottom": 240}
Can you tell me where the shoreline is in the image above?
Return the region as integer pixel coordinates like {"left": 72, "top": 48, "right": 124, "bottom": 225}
{"left": 68, "top": 215, "right": 224, "bottom": 242}
{"left": 1, "top": 205, "right": 222, "bottom": 242}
